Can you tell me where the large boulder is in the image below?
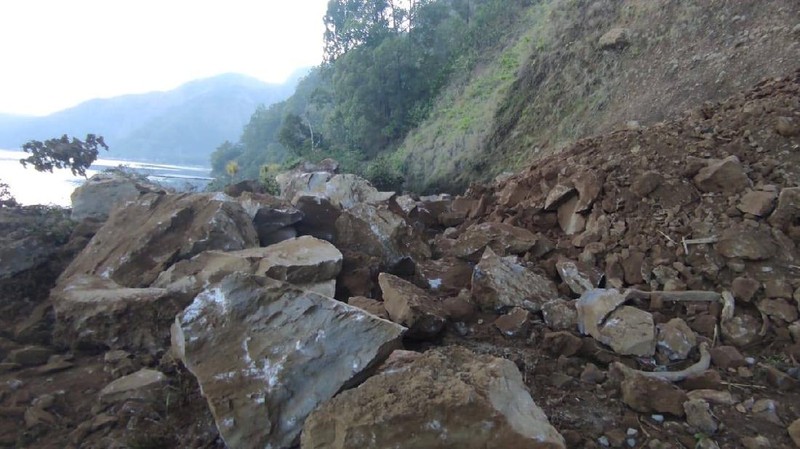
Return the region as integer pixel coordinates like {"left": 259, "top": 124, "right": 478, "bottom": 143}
{"left": 172, "top": 274, "right": 405, "bottom": 449}
{"left": 57, "top": 192, "right": 259, "bottom": 288}
{"left": 471, "top": 247, "right": 558, "bottom": 312}
{"left": 324, "top": 174, "right": 395, "bottom": 209}
{"left": 301, "top": 346, "right": 565, "bottom": 449}
{"left": 277, "top": 171, "right": 333, "bottom": 202}
{"left": 52, "top": 275, "right": 187, "bottom": 352}
{"left": 70, "top": 170, "right": 165, "bottom": 221}
{"left": 153, "top": 236, "right": 342, "bottom": 296}
{"left": 447, "top": 222, "right": 538, "bottom": 261}
{"left": 378, "top": 273, "right": 447, "bottom": 339}
{"left": 335, "top": 203, "right": 430, "bottom": 267}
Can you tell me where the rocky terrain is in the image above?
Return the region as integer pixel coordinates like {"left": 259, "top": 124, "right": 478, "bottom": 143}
{"left": 0, "top": 70, "right": 799, "bottom": 449}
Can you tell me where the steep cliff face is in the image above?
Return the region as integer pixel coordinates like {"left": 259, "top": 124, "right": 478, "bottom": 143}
{"left": 398, "top": 0, "right": 800, "bottom": 193}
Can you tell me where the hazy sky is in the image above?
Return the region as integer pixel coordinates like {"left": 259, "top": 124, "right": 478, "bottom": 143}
{"left": 0, "top": 0, "right": 329, "bottom": 116}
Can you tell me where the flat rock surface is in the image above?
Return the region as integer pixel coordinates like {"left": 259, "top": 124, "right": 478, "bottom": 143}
{"left": 173, "top": 273, "right": 405, "bottom": 449}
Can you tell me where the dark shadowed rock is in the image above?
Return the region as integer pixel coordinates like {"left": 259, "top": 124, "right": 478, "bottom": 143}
{"left": 301, "top": 346, "right": 565, "bottom": 449}
{"left": 173, "top": 274, "right": 405, "bottom": 449}
{"left": 494, "top": 307, "right": 531, "bottom": 337}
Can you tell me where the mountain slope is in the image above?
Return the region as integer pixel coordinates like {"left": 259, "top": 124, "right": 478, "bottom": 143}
{"left": 396, "top": 0, "right": 800, "bottom": 193}
{"left": 0, "top": 72, "right": 305, "bottom": 166}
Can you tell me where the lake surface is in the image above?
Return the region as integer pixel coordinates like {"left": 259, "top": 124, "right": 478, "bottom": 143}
{"left": 0, "top": 149, "right": 212, "bottom": 207}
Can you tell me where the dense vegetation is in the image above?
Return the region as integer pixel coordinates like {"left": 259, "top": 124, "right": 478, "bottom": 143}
{"left": 211, "top": 0, "right": 534, "bottom": 190}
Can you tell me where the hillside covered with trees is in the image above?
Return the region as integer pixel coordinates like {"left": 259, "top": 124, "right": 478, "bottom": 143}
{"left": 214, "top": 0, "right": 799, "bottom": 193}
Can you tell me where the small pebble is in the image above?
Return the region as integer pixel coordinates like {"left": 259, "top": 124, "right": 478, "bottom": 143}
{"left": 627, "top": 428, "right": 638, "bottom": 437}
{"left": 627, "top": 438, "right": 637, "bottom": 448}
{"left": 745, "top": 357, "right": 756, "bottom": 365}
{"left": 651, "top": 414, "right": 665, "bottom": 423}
{"left": 598, "top": 436, "right": 610, "bottom": 447}
{"left": 7, "top": 379, "right": 23, "bottom": 390}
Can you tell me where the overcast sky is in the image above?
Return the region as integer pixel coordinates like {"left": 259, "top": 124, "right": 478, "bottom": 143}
{"left": 0, "top": 0, "right": 329, "bottom": 116}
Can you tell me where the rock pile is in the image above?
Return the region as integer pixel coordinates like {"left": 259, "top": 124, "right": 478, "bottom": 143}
{"left": 0, "top": 71, "right": 798, "bottom": 448}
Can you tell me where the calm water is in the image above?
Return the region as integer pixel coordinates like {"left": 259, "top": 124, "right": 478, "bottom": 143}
{"left": 0, "top": 149, "right": 212, "bottom": 206}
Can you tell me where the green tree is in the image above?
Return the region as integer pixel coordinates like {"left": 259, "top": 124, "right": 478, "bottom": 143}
{"left": 0, "top": 180, "right": 17, "bottom": 208}
{"left": 20, "top": 134, "right": 108, "bottom": 177}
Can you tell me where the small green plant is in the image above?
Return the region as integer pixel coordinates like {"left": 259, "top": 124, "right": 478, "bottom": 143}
{"left": 258, "top": 164, "right": 282, "bottom": 196}
{"left": 0, "top": 180, "right": 17, "bottom": 207}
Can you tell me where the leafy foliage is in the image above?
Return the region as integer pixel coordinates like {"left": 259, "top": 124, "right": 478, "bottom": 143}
{"left": 0, "top": 180, "right": 17, "bottom": 208}
{"left": 20, "top": 134, "right": 108, "bottom": 177}
{"left": 213, "top": 0, "right": 534, "bottom": 190}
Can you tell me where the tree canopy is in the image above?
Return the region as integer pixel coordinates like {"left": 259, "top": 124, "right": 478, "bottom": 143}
{"left": 212, "top": 0, "right": 531, "bottom": 189}
{"left": 20, "top": 134, "right": 108, "bottom": 177}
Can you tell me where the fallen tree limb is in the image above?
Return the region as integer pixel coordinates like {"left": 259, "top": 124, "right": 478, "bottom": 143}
{"left": 626, "top": 289, "right": 722, "bottom": 303}
{"left": 613, "top": 342, "right": 711, "bottom": 382}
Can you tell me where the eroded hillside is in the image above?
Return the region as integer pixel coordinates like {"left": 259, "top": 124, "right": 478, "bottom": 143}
{"left": 398, "top": 0, "right": 800, "bottom": 192}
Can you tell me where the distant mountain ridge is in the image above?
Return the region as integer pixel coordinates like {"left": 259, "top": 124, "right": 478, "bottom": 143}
{"left": 0, "top": 71, "right": 306, "bottom": 166}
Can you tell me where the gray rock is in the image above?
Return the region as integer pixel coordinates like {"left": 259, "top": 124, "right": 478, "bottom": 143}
{"left": 721, "top": 314, "right": 762, "bottom": 347}
{"left": 657, "top": 318, "right": 697, "bottom": 361}
{"left": 472, "top": 248, "right": 558, "bottom": 312}
{"left": 558, "top": 196, "right": 587, "bottom": 235}
{"left": 70, "top": 170, "right": 164, "bottom": 222}
{"left": 576, "top": 289, "right": 628, "bottom": 338}
{"left": 599, "top": 306, "right": 656, "bottom": 357}
{"left": 556, "top": 259, "right": 603, "bottom": 295}
{"left": 324, "top": 174, "right": 395, "bottom": 209}
{"left": 173, "top": 274, "right": 405, "bottom": 449}
{"left": 379, "top": 273, "right": 446, "bottom": 340}
{"left": 277, "top": 171, "right": 332, "bottom": 202}
{"left": 301, "top": 346, "right": 566, "bottom": 449}
{"left": 541, "top": 299, "right": 578, "bottom": 331}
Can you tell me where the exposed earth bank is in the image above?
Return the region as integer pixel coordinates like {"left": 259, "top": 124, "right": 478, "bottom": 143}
{"left": 0, "top": 70, "right": 799, "bottom": 448}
